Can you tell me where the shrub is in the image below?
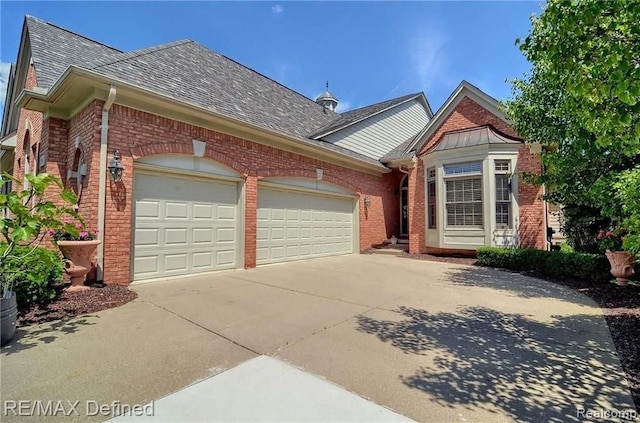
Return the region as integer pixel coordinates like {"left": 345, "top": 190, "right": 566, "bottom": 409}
{"left": 0, "top": 243, "right": 64, "bottom": 306}
{"left": 476, "top": 246, "right": 612, "bottom": 283}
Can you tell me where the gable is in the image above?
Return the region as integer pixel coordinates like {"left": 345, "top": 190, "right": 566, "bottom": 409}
{"left": 418, "top": 96, "right": 517, "bottom": 156}
{"left": 321, "top": 98, "right": 430, "bottom": 160}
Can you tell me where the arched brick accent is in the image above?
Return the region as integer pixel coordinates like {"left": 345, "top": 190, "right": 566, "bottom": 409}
{"left": 255, "top": 168, "right": 359, "bottom": 194}
{"left": 130, "top": 143, "right": 251, "bottom": 176}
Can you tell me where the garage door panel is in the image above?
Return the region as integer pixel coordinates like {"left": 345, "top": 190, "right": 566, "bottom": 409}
{"left": 133, "top": 172, "right": 238, "bottom": 281}
{"left": 193, "top": 204, "right": 214, "bottom": 219}
{"left": 216, "top": 250, "right": 235, "bottom": 267}
{"left": 134, "top": 256, "right": 159, "bottom": 275}
{"left": 136, "top": 201, "right": 160, "bottom": 218}
{"left": 165, "top": 228, "right": 188, "bottom": 245}
{"left": 165, "top": 253, "right": 188, "bottom": 272}
{"left": 193, "top": 228, "right": 213, "bottom": 244}
{"left": 217, "top": 227, "right": 236, "bottom": 243}
{"left": 257, "top": 188, "right": 355, "bottom": 265}
{"left": 217, "top": 205, "right": 236, "bottom": 220}
{"left": 135, "top": 228, "right": 159, "bottom": 246}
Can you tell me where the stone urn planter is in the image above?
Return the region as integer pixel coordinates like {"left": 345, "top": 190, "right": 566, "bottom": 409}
{"left": 1, "top": 291, "right": 17, "bottom": 346}
{"left": 605, "top": 250, "right": 636, "bottom": 286}
{"left": 57, "top": 240, "right": 101, "bottom": 292}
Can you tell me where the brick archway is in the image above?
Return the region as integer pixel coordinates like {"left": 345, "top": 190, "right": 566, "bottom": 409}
{"left": 256, "top": 168, "right": 360, "bottom": 194}
{"left": 130, "top": 143, "right": 251, "bottom": 176}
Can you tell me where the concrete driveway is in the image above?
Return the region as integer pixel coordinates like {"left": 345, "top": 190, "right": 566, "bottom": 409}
{"left": 1, "top": 255, "right": 636, "bottom": 422}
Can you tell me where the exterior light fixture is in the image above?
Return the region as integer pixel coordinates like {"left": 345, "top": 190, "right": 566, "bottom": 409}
{"left": 108, "top": 150, "right": 124, "bottom": 182}
{"left": 364, "top": 196, "right": 371, "bottom": 208}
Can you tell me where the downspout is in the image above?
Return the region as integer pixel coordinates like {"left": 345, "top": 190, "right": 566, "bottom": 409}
{"left": 97, "top": 85, "right": 117, "bottom": 281}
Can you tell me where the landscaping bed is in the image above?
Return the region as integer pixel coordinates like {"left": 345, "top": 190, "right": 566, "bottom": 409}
{"left": 403, "top": 251, "right": 640, "bottom": 410}
{"left": 18, "top": 284, "right": 137, "bottom": 326}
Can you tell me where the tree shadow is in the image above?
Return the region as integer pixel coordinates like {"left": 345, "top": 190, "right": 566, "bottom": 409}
{"left": 1, "top": 316, "right": 98, "bottom": 355}
{"left": 445, "top": 265, "right": 640, "bottom": 310}
{"left": 357, "top": 306, "right": 635, "bottom": 422}
{"left": 444, "top": 266, "right": 601, "bottom": 304}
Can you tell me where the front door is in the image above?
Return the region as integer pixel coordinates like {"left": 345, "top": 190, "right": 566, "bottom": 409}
{"left": 400, "top": 175, "right": 408, "bottom": 236}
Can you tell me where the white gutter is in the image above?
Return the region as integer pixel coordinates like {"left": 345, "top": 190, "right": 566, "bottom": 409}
{"left": 96, "top": 85, "right": 116, "bottom": 281}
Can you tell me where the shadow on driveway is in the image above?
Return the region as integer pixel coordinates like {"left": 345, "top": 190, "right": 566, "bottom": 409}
{"left": 1, "top": 317, "right": 97, "bottom": 355}
{"left": 357, "top": 304, "right": 634, "bottom": 422}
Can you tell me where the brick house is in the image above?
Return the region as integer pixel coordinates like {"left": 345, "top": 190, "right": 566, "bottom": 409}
{"left": 0, "top": 16, "right": 545, "bottom": 285}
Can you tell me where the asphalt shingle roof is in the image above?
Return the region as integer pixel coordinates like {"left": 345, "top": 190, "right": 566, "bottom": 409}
{"left": 26, "top": 16, "right": 122, "bottom": 89}
{"left": 310, "top": 93, "right": 422, "bottom": 139}
{"left": 23, "top": 15, "right": 420, "bottom": 170}
{"left": 87, "top": 40, "right": 340, "bottom": 140}
{"left": 379, "top": 133, "right": 420, "bottom": 163}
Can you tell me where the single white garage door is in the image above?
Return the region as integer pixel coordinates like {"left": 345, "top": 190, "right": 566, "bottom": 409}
{"left": 257, "top": 188, "right": 355, "bottom": 265}
{"left": 133, "top": 172, "right": 239, "bottom": 281}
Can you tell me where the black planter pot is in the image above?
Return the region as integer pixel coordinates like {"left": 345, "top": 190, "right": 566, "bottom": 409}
{"left": 1, "top": 291, "right": 17, "bottom": 346}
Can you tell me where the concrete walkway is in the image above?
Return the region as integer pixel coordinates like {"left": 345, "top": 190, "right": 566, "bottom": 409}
{"left": 1, "top": 255, "right": 636, "bottom": 422}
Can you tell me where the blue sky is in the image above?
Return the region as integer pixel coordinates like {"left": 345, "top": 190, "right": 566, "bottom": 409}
{"left": 0, "top": 1, "right": 544, "bottom": 118}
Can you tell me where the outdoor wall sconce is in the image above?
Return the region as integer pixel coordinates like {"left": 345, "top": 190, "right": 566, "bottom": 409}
{"left": 364, "top": 196, "right": 371, "bottom": 208}
{"left": 108, "top": 150, "right": 124, "bottom": 183}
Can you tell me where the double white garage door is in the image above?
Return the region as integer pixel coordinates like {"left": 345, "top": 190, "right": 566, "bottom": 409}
{"left": 133, "top": 171, "right": 356, "bottom": 281}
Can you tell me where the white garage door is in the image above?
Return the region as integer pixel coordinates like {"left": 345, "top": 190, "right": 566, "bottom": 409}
{"left": 257, "top": 188, "right": 355, "bottom": 265}
{"left": 133, "top": 172, "right": 239, "bottom": 281}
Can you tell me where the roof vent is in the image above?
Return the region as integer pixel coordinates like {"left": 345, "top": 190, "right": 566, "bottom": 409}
{"left": 315, "top": 81, "right": 338, "bottom": 113}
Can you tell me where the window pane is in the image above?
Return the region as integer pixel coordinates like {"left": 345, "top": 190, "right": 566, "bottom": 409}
{"left": 496, "top": 202, "right": 510, "bottom": 226}
{"left": 444, "top": 162, "right": 482, "bottom": 175}
{"left": 445, "top": 177, "right": 483, "bottom": 227}
{"left": 428, "top": 180, "right": 436, "bottom": 229}
{"left": 495, "top": 175, "right": 510, "bottom": 201}
{"left": 495, "top": 161, "right": 510, "bottom": 172}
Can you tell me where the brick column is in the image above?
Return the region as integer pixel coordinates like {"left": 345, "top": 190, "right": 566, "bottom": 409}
{"left": 408, "top": 161, "right": 426, "bottom": 254}
{"left": 244, "top": 175, "right": 257, "bottom": 268}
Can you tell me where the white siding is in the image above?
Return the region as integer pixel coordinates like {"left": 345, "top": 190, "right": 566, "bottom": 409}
{"left": 321, "top": 99, "right": 430, "bottom": 160}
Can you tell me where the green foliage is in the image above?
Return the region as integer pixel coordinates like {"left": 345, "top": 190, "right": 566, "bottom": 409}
{"left": 558, "top": 243, "right": 574, "bottom": 253}
{"left": 0, "top": 243, "right": 64, "bottom": 306}
{"left": 476, "top": 247, "right": 612, "bottom": 283}
{"left": 560, "top": 205, "right": 611, "bottom": 254}
{"left": 615, "top": 167, "right": 640, "bottom": 257}
{"left": 0, "top": 173, "right": 79, "bottom": 295}
{"left": 506, "top": 0, "right": 640, "bottom": 254}
{"left": 514, "top": 0, "right": 640, "bottom": 153}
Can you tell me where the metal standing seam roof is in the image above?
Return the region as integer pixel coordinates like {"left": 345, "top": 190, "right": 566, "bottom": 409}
{"left": 427, "top": 126, "right": 522, "bottom": 153}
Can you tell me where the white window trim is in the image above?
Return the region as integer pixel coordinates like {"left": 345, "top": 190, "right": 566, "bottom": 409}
{"left": 422, "top": 143, "right": 520, "bottom": 251}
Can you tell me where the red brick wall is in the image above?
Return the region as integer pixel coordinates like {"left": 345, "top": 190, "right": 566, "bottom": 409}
{"left": 418, "top": 97, "right": 518, "bottom": 156}
{"left": 517, "top": 145, "right": 545, "bottom": 249}
{"left": 12, "top": 65, "right": 43, "bottom": 184}
{"left": 408, "top": 161, "right": 426, "bottom": 254}
{"left": 48, "top": 103, "right": 400, "bottom": 284}
{"left": 415, "top": 96, "right": 544, "bottom": 251}
{"left": 66, "top": 101, "right": 103, "bottom": 230}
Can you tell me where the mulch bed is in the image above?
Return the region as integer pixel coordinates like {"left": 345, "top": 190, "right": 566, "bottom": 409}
{"left": 403, "top": 252, "right": 640, "bottom": 410}
{"left": 18, "top": 284, "right": 137, "bottom": 326}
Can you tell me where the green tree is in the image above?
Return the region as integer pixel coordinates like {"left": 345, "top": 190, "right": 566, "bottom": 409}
{"left": 506, "top": 0, "right": 640, "bottom": 255}
{"left": 0, "top": 173, "right": 80, "bottom": 296}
